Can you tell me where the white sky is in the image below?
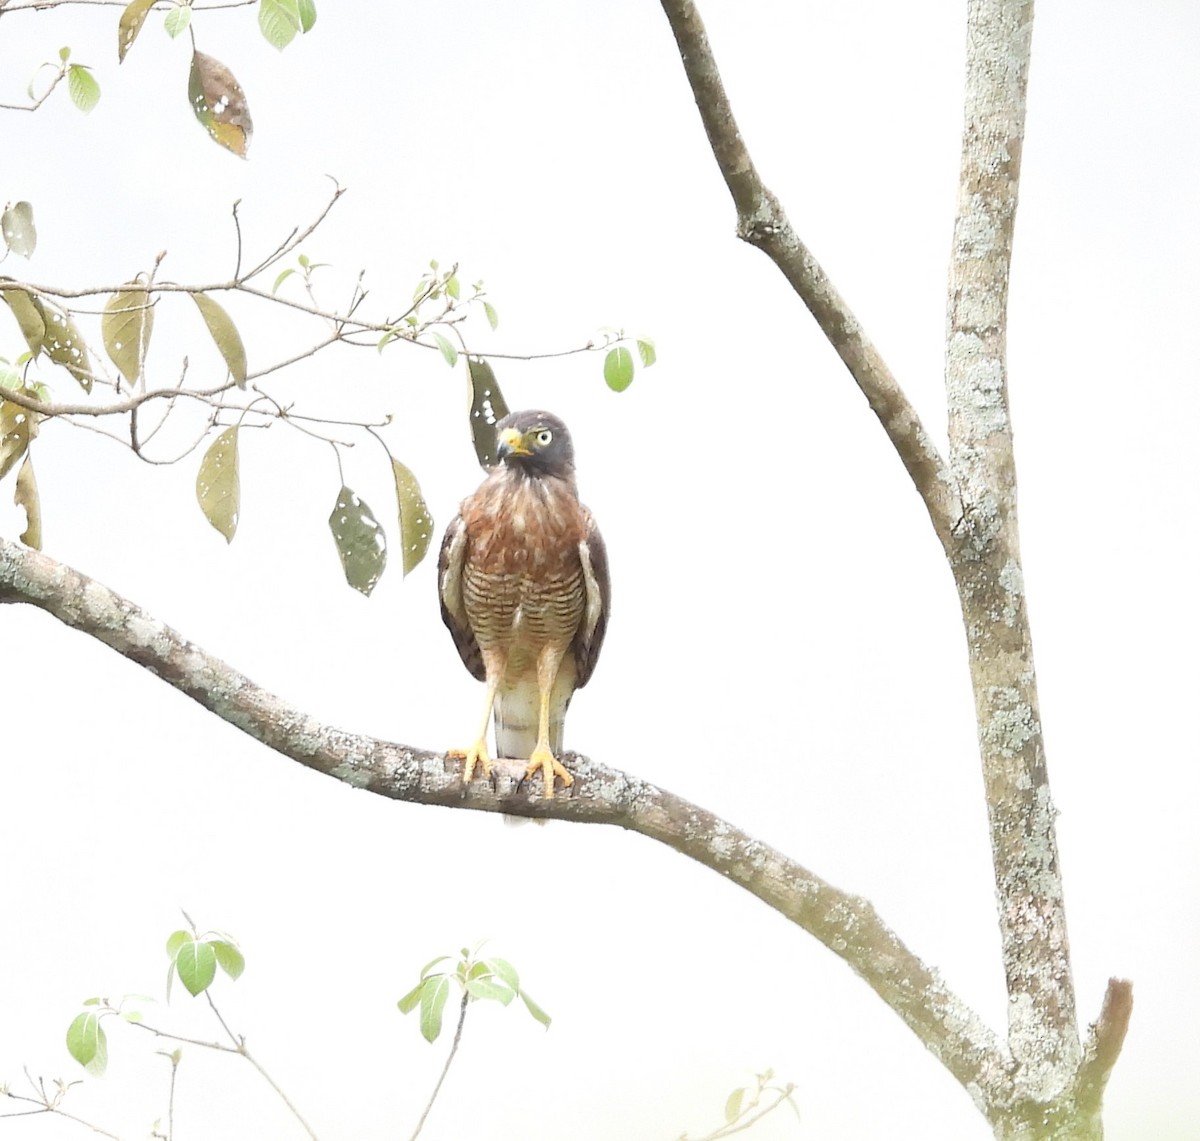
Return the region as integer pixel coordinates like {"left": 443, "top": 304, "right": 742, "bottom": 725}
{"left": 1, "top": 2, "right": 1197, "bottom": 1139}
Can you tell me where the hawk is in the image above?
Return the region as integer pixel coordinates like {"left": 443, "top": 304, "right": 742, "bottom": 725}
{"left": 438, "top": 410, "right": 609, "bottom": 798}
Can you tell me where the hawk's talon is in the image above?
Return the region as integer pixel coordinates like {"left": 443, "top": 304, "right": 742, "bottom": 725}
{"left": 450, "top": 741, "right": 493, "bottom": 787}
{"left": 524, "top": 746, "right": 574, "bottom": 799}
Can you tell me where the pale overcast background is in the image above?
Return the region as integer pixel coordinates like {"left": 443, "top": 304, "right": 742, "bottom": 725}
{"left": 1, "top": 3, "right": 1197, "bottom": 1140}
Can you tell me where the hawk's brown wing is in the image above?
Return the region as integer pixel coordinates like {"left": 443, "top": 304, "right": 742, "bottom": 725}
{"left": 572, "top": 508, "right": 609, "bottom": 688}
{"left": 437, "top": 512, "right": 485, "bottom": 682}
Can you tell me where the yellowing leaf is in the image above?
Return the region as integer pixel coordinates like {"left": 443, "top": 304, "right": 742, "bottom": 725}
{"left": 191, "top": 292, "right": 247, "bottom": 387}
{"left": 0, "top": 398, "right": 35, "bottom": 480}
{"left": 42, "top": 305, "right": 93, "bottom": 392}
{"left": 391, "top": 458, "right": 433, "bottom": 576}
{"left": 14, "top": 453, "right": 41, "bottom": 549}
{"left": 0, "top": 282, "right": 46, "bottom": 355}
{"left": 328, "top": 485, "right": 387, "bottom": 595}
{"left": 1, "top": 202, "right": 36, "bottom": 258}
{"left": 101, "top": 287, "right": 153, "bottom": 387}
{"left": 118, "top": 0, "right": 157, "bottom": 62}
{"left": 188, "top": 51, "right": 253, "bottom": 158}
{"left": 466, "top": 357, "right": 509, "bottom": 470}
{"left": 195, "top": 426, "right": 240, "bottom": 542}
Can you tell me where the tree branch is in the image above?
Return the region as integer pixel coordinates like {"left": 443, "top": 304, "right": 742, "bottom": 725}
{"left": 943, "top": 1, "right": 1082, "bottom": 1103}
{"left": 0, "top": 534, "right": 1010, "bottom": 1113}
{"left": 656, "top": 0, "right": 961, "bottom": 551}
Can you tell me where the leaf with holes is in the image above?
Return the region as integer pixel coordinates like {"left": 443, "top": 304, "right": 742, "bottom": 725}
{"left": 195, "top": 426, "right": 240, "bottom": 542}
{"left": 118, "top": 0, "right": 156, "bottom": 62}
{"left": 67, "top": 65, "right": 100, "bottom": 113}
{"left": 0, "top": 398, "right": 35, "bottom": 481}
{"left": 259, "top": 0, "right": 301, "bottom": 51}
{"left": 66, "top": 1012, "right": 108, "bottom": 1075}
{"left": 603, "top": 346, "right": 635, "bottom": 392}
{"left": 466, "top": 357, "right": 510, "bottom": 470}
{"left": 0, "top": 283, "right": 46, "bottom": 355}
{"left": 14, "top": 453, "right": 41, "bottom": 549}
{"left": 189, "top": 51, "right": 253, "bottom": 158}
{"left": 1, "top": 202, "right": 36, "bottom": 258}
{"left": 328, "top": 485, "right": 387, "bottom": 595}
{"left": 191, "top": 292, "right": 247, "bottom": 387}
{"left": 391, "top": 458, "right": 433, "bottom": 576}
{"left": 42, "top": 305, "right": 93, "bottom": 392}
{"left": 102, "top": 287, "right": 153, "bottom": 387}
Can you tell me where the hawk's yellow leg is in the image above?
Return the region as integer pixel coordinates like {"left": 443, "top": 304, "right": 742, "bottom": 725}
{"left": 525, "top": 644, "right": 574, "bottom": 798}
{"left": 449, "top": 664, "right": 502, "bottom": 786}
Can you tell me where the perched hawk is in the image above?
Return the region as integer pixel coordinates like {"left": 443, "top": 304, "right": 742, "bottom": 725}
{"left": 438, "top": 410, "right": 609, "bottom": 798}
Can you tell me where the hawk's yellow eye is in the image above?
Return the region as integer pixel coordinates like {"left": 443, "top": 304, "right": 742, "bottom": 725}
{"left": 535, "top": 429, "right": 553, "bottom": 447}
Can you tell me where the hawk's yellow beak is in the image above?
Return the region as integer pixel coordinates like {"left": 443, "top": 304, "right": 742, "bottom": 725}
{"left": 497, "top": 427, "right": 533, "bottom": 457}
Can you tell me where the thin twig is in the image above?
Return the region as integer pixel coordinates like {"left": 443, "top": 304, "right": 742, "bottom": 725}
{"left": 408, "top": 990, "right": 470, "bottom": 1141}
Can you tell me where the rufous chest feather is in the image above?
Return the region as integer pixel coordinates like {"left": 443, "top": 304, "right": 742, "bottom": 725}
{"left": 461, "top": 472, "right": 587, "bottom": 578}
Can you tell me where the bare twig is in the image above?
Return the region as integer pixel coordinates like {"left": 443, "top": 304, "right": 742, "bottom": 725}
{"left": 656, "top": 0, "right": 961, "bottom": 551}
{"left": 408, "top": 990, "right": 470, "bottom": 1141}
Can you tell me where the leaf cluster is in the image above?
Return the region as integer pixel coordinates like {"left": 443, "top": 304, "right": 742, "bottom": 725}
{"left": 397, "top": 942, "right": 550, "bottom": 1045}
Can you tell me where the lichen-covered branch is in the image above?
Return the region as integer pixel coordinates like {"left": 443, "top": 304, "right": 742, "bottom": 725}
{"left": 944, "top": 0, "right": 1082, "bottom": 1105}
{"left": 655, "top": 0, "right": 961, "bottom": 551}
{"left": 0, "top": 533, "right": 1009, "bottom": 1111}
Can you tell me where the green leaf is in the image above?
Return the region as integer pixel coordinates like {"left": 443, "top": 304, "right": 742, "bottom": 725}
{"left": 603, "top": 346, "right": 635, "bottom": 392}
{"left": 466, "top": 357, "right": 510, "bottom": 470}
{"left": 636, "top": 338, "right": 657, "bottom": 368}
{"left": 419, "top": 976, "right": 450, "bottom": 1044}
{"left": 66, "top": 1012, "right": 108, "bottom": 1075}
{"left": 486, "top": 957, "right": 519, "bottom": 992}
{"left": 14, "top": 453, "right": 41, "bottom": 549}
{"left": 59, "top": 46, "right": 71, "bottom": 63}
{"left": 272, "top": 268, "right": 295, "bottom": 294}
{"left": 518, "top": 987, "right": 551, "bottom": 1028}
{"left": 41, "top": 305, "right": 93, "bottom": 392}
{"left": 118, "top": 0, "right": 157, "bottom": 62}
{"left": 465, "top": 975, "right": 515, "bottom": 1005}
{"left": 0, "top": 283, "right": 46, "bottom": 355}
{"left": 190, "top": 292, "right": 247, "bottom": 387}
{"left": 189, "top": 51, "right": 253, "bottom": 157}
{"left": 259, "top": 0, "right": 301, "bottom": 51}
{"left": 724, "top": 1087, "right": 745, "bottom": 1123}
{"left": 195, "top": 426, "right": 240, "bottom": 543}
{"left": 419, "top": 955, "right": 450, "bottom": 979}
{"left": 390, "top": 458, "right": 433, "bottom": 576}
{"left": 328, "top": 485, "right": 387, "bottom": 596}
{"left": 445, "top": 275, "right": 460, "bottom": 301}
{"left": 174, "top": 938, "right": 217, "bottom": 996}
{"left": 67, "top": 65, "right": 100, "bottom": 114}
{"left": 101, "top": 287, "right": 153, "bottom": 387}
{"left": 211, "top": 940, "right": 245, "bottom": 981}
{"left": 163, "top": 6, "right": 191, "bottom": 38}
{"left": 165, "top": 929, "right": 192, "bottom": 959}
{"left": 1, "top": 202, "right": 37, "bottom": 259}
{"left": 0, "top": 398, "right": 35, "bottom": 481}
{"left": 431, "top": 331, "right": 458, "bottom": 367}
{"left": 297, "top": 0, "right": 317, "bottom": 31}
{"left": 397, "top": 982, "right": 424, "bottom": 1015}
{"left": 482, "top": 300, "right": 499, "bottom": 331}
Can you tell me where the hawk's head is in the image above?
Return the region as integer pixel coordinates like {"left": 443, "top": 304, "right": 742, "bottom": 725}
{"left": 495, "top": 410, "right": 575, "bottom": 479}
